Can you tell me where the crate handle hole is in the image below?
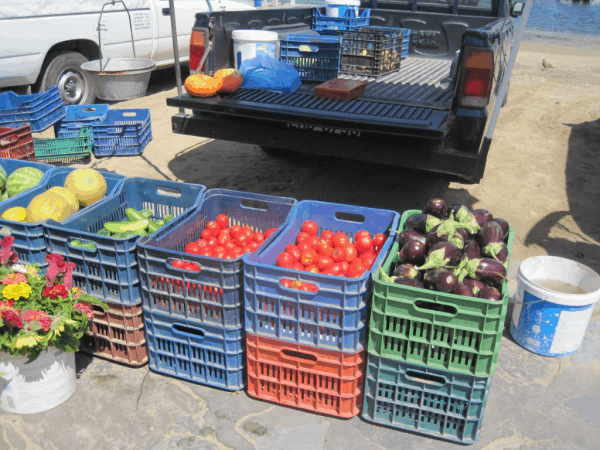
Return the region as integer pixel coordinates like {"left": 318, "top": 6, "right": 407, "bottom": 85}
{"left": 334, "top": 212, "right": 365, "bottom": 223}
{"left": 156, "top": 186, "right": 182, "bottom": 198}
{"left": 281, "top": 349, "right": 317, "bottom": 363}
{"left": 405, "top": 370, "right": 446, "bottom": 386}
{"left": 414, "top": 300, "right": 457, "bottom": 316}
{"left": 82, "top": 107, "right": 97, "bottom": 112}
{"left": 172, "top": 324, "right": 205, "bottom": 339}
{"left": 241, "top": 199, "right": 269, "bottom": 211}
{"left": 122, "top": 112, "right": 137, "bottom": 117}
{"left": 91, "top": 304, "right": 104, "bottom": 313}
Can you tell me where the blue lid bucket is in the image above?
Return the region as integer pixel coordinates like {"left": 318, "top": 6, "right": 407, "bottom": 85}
{"left": 511, "top": 256, "right": 600, "bottom": 357}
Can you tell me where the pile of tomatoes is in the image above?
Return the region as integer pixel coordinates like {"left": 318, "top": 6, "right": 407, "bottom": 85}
{"left": 275, "top": 220, "right": 386, "bottom": 278}
{"left": 183, "top": 214, "right": 277, "bottom": 260}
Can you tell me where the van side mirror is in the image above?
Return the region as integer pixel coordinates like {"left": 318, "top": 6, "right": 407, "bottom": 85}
{"left": 511, "top": 2, "right": 524, "bottom": 17}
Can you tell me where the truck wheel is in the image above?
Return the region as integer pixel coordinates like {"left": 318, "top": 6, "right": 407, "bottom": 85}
{"left": 39, "top": 51, "right": 96, "bottom": 105}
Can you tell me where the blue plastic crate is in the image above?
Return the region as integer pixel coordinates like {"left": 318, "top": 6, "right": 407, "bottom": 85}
{"left": 144, "top": 308, "right": 246, "bottom": 391}
{"left": 0, "top": 158, "right": 55, "bottom": 202}
{"left": 361, "top": 354, "right": 492, "bottom": 444}
{"left": 0, "top": 87, "right": 66, "bottom": 132}
{"left": 44, "top": 177, "right": 206, "bottom": 305}
{"left": 92, "top": 109, "right": 152, "bottom": 157}
{"left": 279, "top": 34, "right": 342, "bottom": 82}
{"left": 243, "top": 200, "right": 400, "bottom": 353}
{"left": 54, "top": 104, "right": 110, "bottom": 145}
{"left": 312, "top": 8, "right": 370, "bottom": 34}
{"left": 137, "top": 189, "right": 297, "bottom": 328}
{"left": 0, "top": 167, "right": 124, "bottom": 267}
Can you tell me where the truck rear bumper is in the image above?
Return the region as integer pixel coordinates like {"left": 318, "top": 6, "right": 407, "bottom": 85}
{"left": 171, "top": 113, "right": 489, "bottom": 183}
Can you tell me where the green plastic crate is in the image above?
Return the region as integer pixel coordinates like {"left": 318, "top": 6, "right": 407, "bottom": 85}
{"left": 368, "top": 209, "right": 514, "bottom": 377}
{"left": 33, "top": 126, "right": 92, "bottom": 166}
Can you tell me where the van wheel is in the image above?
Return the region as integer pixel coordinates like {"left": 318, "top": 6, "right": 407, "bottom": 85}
{"left": 39, "top": 51, "right": 96, "bottom": 105}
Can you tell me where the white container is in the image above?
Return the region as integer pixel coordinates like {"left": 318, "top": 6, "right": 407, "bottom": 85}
{"left": 511, "top": 256, "right": 600, "bottom": 357}
{"left": 232, "top": 30, "right": 279, "bottom": 70}
{"left": 0, "top": 348, "right": 76, "bottom": 414}
{"left": 326, "top": 0, "right": 360, "bottom": 18}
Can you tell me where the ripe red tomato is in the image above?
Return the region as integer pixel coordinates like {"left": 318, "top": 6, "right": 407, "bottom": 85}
{"left": 305, "top": 264, "right": 319, "bottom": 274}
{"left": 242, "top": 245, "right": 254, "bottom": 254}
{"left": 296, "top": 232, "right": 310, "bottom": 244}
{"left": 230, "top": 224, "right": 242, "bottom": 237}
{"left": 172, "top": 260, "right": 186, "bottom": 269}
{"left": 224, "top": 253, "right": 235, "bottom": 260}
{"left": 305, "top": 236, "right": 320, "bottom": 249}
{"left": 325, "top": 263, "right": 343, "bottom": 276}
{"left": 249, "top": 242, "right": 260, "bottom": 252}
{"left": 293, "top": 262, "right": 304, "bottom": 271}
{"left": 355, "top": 234, "right": 373, "bottom": 254}
{"left": 321, "top": 230, "right": 334, "bottom": 241}
{"left": 254, "top": 232, "right": 265, "bottom": 245}
{"left": 224, "top": 241, "right": 237, "bottom": 251}
{"left": 300, "top": 249, "right": 317, "bottom": 266}
{"left": 217, "top": 230, "right": 232, "bottom": 246}
{"left": 184, "top": 262, "right": 201, "bottom": 272}
{"left": 235, "top": 233, "right": 250, "bottom": 247}
{"left": 333, "top": 232, "right": 349, "bottom": 248}
{"left": 207, "top": 237, "right": 218, "bottom": 247}
{"left": 285, "top": 244, "right": 301, "bottom": 261}
{"left": 206, "top": 221, "right": 221, "bottom": 236}
{"left": 277, "top": 252, "right": 294, "bottom": 268}
{"left": 199, "top": 247, "right": 213, "bottom": 257}
{"left": 201, "top": 229, "right": 213, "bottom": 240}
{"left": 301, "top": 220, "right": 319, "bottom": 236}
{"left": 347, "top": 262, "right": 366, "bottom": 278}
{"left": 214, "top": 247, "right": 226, "bottom": 259}
{"left": 343, "top": 243, "right": 357, "bottom": 263}
{"left": 331, "top": 246, "right": 347, "bottom": 263}
{"left": 317, "top": 256, "right": 334, "bottom": 271}
{"left": 264, "top": 228, "right": 277, "bottom": 238}
{"left": 355, "top": 230, "right": 371, "bottom": 240}
{"left": 305, "top": 282, "right": 319, "bottom": 293}
{"left": 372, "top": 233, "right": 386, "bottom": 251}
{"left": 297, "top": 242, "right": 312, "bottom": 254}
{"left": 316, "top": 241, "right": 333, "bottom": 257}
{"left": 216, "top": 214, "right": 229, "bottom": 229}
{"left": 360, "top": 252, "right": 377, "bottom": 269}
{"left": 185, "top": 242, "right": 201, "bottom": 254}
{"left": 196, "top": 239, "right": 210, "bottom": 248}
{"left": 230, "top": 247, "right": 243, "bottom": 258}
{"left": 340, "top": 261, "right": 350, "bottom": 275}
{"left": 281, "top": 279, "right": 293, "bottom": 288}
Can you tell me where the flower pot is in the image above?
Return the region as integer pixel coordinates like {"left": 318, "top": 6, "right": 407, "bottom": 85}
{"left": 0, "top": 347, "right": 76, "bottom": 414}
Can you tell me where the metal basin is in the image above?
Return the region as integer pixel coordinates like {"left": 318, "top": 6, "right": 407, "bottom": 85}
{"left": 81, "top": 58, "right": 156, "bottom": 101}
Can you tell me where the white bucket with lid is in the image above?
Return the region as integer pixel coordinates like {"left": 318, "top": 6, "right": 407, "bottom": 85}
{"left": 232, "top": 30, "right": 279, "bottom": 70}
{"left": 326, "top": 0, "right": 360, "bottom": 18}
{"left": 510, "top": 256, "right": 600, "bottom": 357}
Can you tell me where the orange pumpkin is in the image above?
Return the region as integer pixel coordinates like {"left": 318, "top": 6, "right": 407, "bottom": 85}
{"left": 214, "top": 68, "right": 244, "bottom": 94}
{"left": 184, "top": 74, "right": 222, "bottom": 97}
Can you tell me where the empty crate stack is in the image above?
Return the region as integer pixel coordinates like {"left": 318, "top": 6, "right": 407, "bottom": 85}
{"left": 242, "top": 200, "right": 400, "bottom": 418}
{"left": 361, "top": 210, "right": 514, "bottom": 444}
{"left": 136, "top": 189, "right": 297, "bottom": 390}
{"left": 44, "top": 177, "right": 206, "bottom": 367}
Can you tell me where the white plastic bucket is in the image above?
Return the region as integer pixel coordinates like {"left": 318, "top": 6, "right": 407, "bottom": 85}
{"left": 326, "top": 0, "right": 360, "bottom": 18}
{"left": 232, "top": 30, "right": 279, "bottom": 70}
{"left": 0, "top": 348, "right": 76, "bottom": 414}
{"left": 511, "top": 256, "right": 600, "bottom": 357}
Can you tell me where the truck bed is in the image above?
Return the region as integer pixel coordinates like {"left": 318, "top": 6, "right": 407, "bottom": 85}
{"left": 168, "top": 56, "right": 454, "bottom": 138}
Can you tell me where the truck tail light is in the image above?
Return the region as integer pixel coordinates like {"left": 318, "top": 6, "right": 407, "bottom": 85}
{"left": 459, "top": 49, "right": 493, "bottom": 108}
{"left": 189, "top": 29, "right": 206, "bottom": 74}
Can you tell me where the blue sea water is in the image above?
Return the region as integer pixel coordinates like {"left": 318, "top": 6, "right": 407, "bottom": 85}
{"left": 526, "top": 0, "right": 600, "bottom": 36}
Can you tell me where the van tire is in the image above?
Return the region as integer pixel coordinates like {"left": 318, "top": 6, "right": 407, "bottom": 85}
{"left": 39, "top": 51, "right": 96, "bottom": 105}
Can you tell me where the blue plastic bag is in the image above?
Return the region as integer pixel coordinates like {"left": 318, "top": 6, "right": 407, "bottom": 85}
{"left": 240, "top": 54, "right": 301, "bottom": 94}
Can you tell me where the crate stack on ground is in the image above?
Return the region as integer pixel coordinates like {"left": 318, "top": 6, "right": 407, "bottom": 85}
{"left": 44, "top": 177, "right": 206, "bottom": 367}
{"left": 0, "top": 124, "right": 36, "bottom": 161}
{"left": 136, "top": 189, "right": 297, "bottom": 390}
{"left": 361, "top": 210, "right": 514, "bottom": 444}
{"left": 242, "top": 200, "right": 400, "bottom": 418}
{"left": 0, "top": 86, "right": 66, "bottom": 132}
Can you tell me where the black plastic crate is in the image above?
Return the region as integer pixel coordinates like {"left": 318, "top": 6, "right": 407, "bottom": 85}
{"left": 339, "top": 26, "right": 406, "bottom": 77}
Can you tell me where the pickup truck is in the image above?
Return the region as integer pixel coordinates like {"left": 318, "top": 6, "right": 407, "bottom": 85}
{"left": 0, "top": 0, "right": 253, "bottom": 105}
{"left": 167, "top": 0, "right": 527, "bottom": 182}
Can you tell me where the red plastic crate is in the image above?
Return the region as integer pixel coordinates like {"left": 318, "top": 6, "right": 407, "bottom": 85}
{"left": 0, "top": 124, "right": 35, "bottom": 160}
{"left": 246, "top": 334, "right": 366, "bottom": 418}
{"left": 80, "top": 301, "right": 148, "bottom": 367}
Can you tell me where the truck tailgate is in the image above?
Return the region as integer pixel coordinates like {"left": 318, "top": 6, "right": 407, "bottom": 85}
{"left": 167, "top": 57, "right": 453, "bottom": 139}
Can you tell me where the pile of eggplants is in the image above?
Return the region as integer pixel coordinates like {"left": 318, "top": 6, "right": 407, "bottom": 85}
{"left": 380, "top": 199, "right": 511, "bottom": 301}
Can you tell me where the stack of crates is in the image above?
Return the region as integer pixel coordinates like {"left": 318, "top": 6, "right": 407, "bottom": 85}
{"left": 361, "top": 210, "right": 514, "bottom": 444}
{"left": 242, "top": 200, "right": 400, "bottom": 418}
{"left": 136, "top": 189, "right": 297, "bottom": 390}
{"left": 44, "top": 177, "right": 206, "bottom": 367}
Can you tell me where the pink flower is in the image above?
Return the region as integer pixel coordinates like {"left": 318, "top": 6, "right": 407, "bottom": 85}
{"left": 74, "top": 303, "right": 94, "bottom": 322}
{"left": 1, "top": 308, "right": 23, "bottom": 329}
{"left": 62, "top": 262, "right": 76, "bottom": 290}
{"left": 45, "top": 253, "right": 66, "bottom": 288}
{"left": 0, "top": 236, "right": 18, "bottom": 265}
{"left": 0, "top": 272, "right": 28, "bottom": 285}
{"left": 24, "top": 309, "right": 51, "bottom": 332}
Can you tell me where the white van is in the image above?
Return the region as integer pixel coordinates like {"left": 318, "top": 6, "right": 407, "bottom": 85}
{"left": 0, "top": 0, "right": 253, "bottom": 104}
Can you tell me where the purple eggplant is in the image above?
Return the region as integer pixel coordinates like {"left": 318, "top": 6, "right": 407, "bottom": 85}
{"left": 426, "top": 219, "right": 466, "bottom": 250}
{"left": 405, "top": 214, "right": 442, "bottom": 234}
{"left": 463, "top": 277, "right": 485, "bottom": 296}
{"left": 398, "top": 240, "right": 427, "bottom": 265}
{"left": 463, "top": 240, "right": 481, "bottom": 260}
{"left": 448, "top": 233, "right": 465, "bottom": 250}
{"left": 457, "top": 258, "right": 507, "bottom": 284}
{"left": 425, "top": 225, "right": 449, "bottom": 250}
{"left": 472, "top": 209, "right": 494, "bottom": 227}
{"left": 447, "top": 204, "right": 465, "bottom": 217}
{"left": 393, "top": 263, "right": 420, "bottom": 280}
{"left": 483, "top": 241, "right": 509, "bottom": 265}
{"left": 478, "top": 222, "right": 505, "bottom": 260}
{"left": 478, "top": 285, "right": 502, "bottom": 301}
{"left": 395, "top": 278, "right": 425, "bottom": 288}
{"left": 424, "top": 270, "right": 458, "bottom": 293}
{"left": 452, "top": 282, "right": 474, "bottom": 297}
{"left": 423, "top": 198, "right": 447, "bottom": 219}
{"left": 493, "top": 218, "right": 510, "bottom": 239}
{"left": 455, "top": 227, "right": 469, "bottom": 242}
{"left": 397, "top": 229, "right": 426, "bottom": 247}
{"left": 418, "top": 242, "right": 462, "bottom": 270}
{"left": 450, "top": 205, "right": 481, "bottom": 232}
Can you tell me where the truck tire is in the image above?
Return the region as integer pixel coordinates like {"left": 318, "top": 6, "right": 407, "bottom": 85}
{"left": 39, "top": 51, "right": 96, "bottom": 105}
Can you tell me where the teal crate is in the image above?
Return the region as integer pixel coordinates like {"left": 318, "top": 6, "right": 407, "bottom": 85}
{"left": 34, "top": 127, "right": 92, "bottom": 166}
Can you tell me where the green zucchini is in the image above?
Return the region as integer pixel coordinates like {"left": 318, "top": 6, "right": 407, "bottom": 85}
{"left": 139, "top": 209, "right": 154, "bottom": 219}
{"left": 97, "top": 230, "right": 111, "bottom": 236}
{"left": 104, "top": 219, "right": 149, "bottom": 234}
{"left": 125, "top": 208, "right": 145, "bottom": 221}
{"left": 163, "top": 214, "right": 175, "bottom": 223}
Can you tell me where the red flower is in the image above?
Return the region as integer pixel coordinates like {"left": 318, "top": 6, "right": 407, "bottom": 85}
{"left": 43, "top": 284, "right": 68, "bottom": 300}
{"left": 0, "top": 300, "right": 15, "bottom": 312}
{"left": 2, "top": 308, "right": 23, "bottom": 329}
{"left": 0, "top": 236, "right": 18, "bottom": 265}
{"left": 24, "top": 309, "right": 51, "bottom": 332}
{"left": 74, "top": 303, "right": 94, "bottom": 322}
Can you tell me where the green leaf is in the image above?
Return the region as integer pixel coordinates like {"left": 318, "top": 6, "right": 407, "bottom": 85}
{"left": 484, "top": 242, "right": 504, "bottom": 260}
{"left": 28, "top": 321, "right": 42, "bottom": 332}
{"left": 379, "top": 266, "right": 395, "bottom": 283}
{"left": 425, "top": 216, "right": 442, "bottom": 233}
{"left": 417, "top": 248, "right": 448, "bottom": 271}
